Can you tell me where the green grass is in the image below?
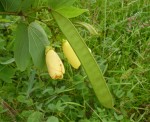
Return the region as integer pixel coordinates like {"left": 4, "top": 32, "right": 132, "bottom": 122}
{"left": 77, "top": 0, "right": 150, "bottom": 121}
{"left": 0, "top": 0, "right": 150, "bottom": 121}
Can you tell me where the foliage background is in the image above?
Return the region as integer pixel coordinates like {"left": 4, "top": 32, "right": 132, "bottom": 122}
{"left": 0, "top": 0, "right": 150, "bottom": 121}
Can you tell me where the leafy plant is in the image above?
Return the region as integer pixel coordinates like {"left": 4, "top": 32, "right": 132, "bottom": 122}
{"left": 0, "top": 0, "right": 149, "bottom": 121}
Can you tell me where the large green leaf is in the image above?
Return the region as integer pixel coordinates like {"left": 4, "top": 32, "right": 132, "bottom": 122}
{"left": 0, "top": 0, "right": 21, "bottom": 12}
{"left": 56, "top": 6, "right": 88, "bottom": 18}
{"left": 0, "top": 0, "right": 37, "bottom": 12}
{"left": 28, "top": 22, "right": 49, "bottom": 69}
{"left": 48, "top": 0, "right": 76, "bottom": 9}
{"left": 0, "top": 2, "right": 4, "bottom": 12}
{"left": 14, "top": 22, "right": 30, "bottom": 71}
{"left": 51, "top": 10, "right": 114, "bottom": 108}
{"left": 20, "top": 0, "right": 38, "bottom": 11}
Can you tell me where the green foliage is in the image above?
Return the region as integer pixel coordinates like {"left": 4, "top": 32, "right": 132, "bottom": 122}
{"left": 0, "top": 0, "right": 21, "bottom": 12}
{"left": 55, "top": 6, "right": 88, "bottom": 18}
{"left": 0, "top": 0, "right": 37, "bottom": 12}
{"left": 0, "top": 65, "right": 15, "bottom": 83}
{"left": 14, "top": 22, "right": 30, "bottom": 71}
{"left": 27, "top": 111, "right": 43, "bottom": 122}
{"left": 28, "top": 22, "right": 49, "bottom": 69}
{"left": 75, "top": 22, "right": 98, "bottom": 36}
{"left": 14, "top": 21, "right": 49, "bottom": 71}
{"left": 0, "top": 0, "right": 150, "bottom": 122}
{"left": 0, "top": 2, "right": 4, "bottom": 12}
{"left": 46, "top": 116, "right": 59, "bottom": 122}
{"left": 48, "top": 0, "right": 76, "bottom": 9}
{"left": 51, "top": 10, "right": 114, "bottom": 108}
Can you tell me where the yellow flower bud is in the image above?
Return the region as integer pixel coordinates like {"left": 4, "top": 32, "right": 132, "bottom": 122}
{"left": 46, "top": 47, "right": 65, "bottom": 79}
{"left": 62, "top": 40, "right": 81, "bottom": 69}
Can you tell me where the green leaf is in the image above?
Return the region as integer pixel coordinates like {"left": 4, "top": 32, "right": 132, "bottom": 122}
{"left": 0, "top": 38, "right": 5, "bottom": 49}
{"left": 26, "top": 70, "right": 36, "bottom": 98}
{"left": 20, "top": 0, "right": 38, "bottom": 11}
{"left": 114, "top": 112, "right": 124, "bottom": 120}
{"left": 0, "top": 58, "right": 15, "bottom": 65}
{"left": 14, "top": 22, "right": 30, "bottom": 71}
{"left": 48, "top": 0, "right": 76, "bottom": 9}
{"left": 56, "top": 6, "right": 88, "bottom": 18}
{"left": 21, "top": 110, "right": 34, "bottom": 118}
{"left": 75, "top": 22, "right": 99, "bottom": 36}
{"left": 0, "top": 65, "right": 15, "bottom": 83}
{"left": 79, "top": 119, "right": 90, "bottom": 122}
{"left": 28, "top": 22, "right": 49, "bottom": 69}
{"left": 27, "top": 111, "right": 43, "bottom": 122}
{"left": 51, "top": 10, "right": 114, "bottom": 108}
{"left": 17, "top": 95, "right": 26, "bottom": 103}
{"left": 46, "top": 116, "right": 59, "bottom": 122}
{"left": 26, "top": 12, "right": 36, "bottom": 23}
{"left": 0, "top": 0, "right": 37, "bottom": 12}
{"left": 0, "top": 2, "right": 4, "bottom": 12}
{"left": 0, "top": 0, "right": 22, "bottom": 12}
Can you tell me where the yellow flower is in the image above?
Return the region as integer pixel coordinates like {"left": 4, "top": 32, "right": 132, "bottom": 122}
{"left": 45, "top": 47, "right": 65, "bottom": 79}
{"left": 62, "top": 39, "right": 81, "bottom": 69}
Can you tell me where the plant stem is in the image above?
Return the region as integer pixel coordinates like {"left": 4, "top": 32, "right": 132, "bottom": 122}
{"left": 0, "top": 11, "right": 18, "bottom": 16}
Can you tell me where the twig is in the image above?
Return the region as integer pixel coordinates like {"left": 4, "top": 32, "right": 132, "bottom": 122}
{"left": 1, "top": 99, "right": 18, "bottom": 122}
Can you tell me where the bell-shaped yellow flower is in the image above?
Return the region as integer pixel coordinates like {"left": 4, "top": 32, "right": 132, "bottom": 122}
{"left": 46, "top": 47, "right": 65, "bottom": 79}
{"left": 62, "top": 40, "right": 81, "bottom": 69}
